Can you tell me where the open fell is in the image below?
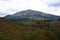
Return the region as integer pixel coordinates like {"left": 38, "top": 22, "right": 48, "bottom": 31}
{"left": 0, "top": 18, "right": 60, "bottom": 40}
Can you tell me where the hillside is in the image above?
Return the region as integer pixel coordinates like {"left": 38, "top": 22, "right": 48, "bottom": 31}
{"left": 0, "top": 18, "right": 60, "bottom": 40}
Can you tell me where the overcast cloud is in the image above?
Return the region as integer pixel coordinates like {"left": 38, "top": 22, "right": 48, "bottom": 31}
{"left": 0, "top": 0, "right": 60, "bottom": 17}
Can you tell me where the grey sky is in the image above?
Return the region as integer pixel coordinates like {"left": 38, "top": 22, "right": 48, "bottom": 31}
{"left": 0, "top": 0, "right": 60, "bottom": 17}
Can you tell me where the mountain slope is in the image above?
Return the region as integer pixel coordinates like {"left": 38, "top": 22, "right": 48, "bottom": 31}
{"left": 5, "top": 9, "right": 60, "bottom": 20}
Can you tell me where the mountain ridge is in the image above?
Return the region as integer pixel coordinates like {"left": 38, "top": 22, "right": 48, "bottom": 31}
{"left": 5, "top": 9, "right": 60, "bottom": 20}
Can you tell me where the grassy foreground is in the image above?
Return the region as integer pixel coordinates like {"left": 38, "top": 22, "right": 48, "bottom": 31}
{"left": 0, "top": 19, "right": 60, "bottom": 40}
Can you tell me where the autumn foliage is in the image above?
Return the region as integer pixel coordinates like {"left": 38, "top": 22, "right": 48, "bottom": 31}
{"left": 0, "top": 18, "right": 60, "bottom": 40}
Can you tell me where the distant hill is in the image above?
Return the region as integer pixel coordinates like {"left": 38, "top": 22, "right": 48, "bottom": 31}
{"left": 57, "top": 18, "right": 60, "bottom": 21}
{"left": 4, "top": 9, "right": 60, "bottom": 22}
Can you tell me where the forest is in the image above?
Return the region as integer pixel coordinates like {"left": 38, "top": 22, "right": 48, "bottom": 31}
{"left": 0, "top": 18, "right": 60, "bottom": 40}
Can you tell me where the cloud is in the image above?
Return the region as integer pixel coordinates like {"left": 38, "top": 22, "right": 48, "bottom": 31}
{"left": 49, "top": 3, "right": 60, "bottom": 7}
{"left": 42, "top": 0, "right": 60, "bottom": 16}
{"left": 50, "top": 6, "right": 60, "bottom": 15}
{"left": 43, "top": 0, "right": 60, "bottom": 4}
{"left": 0, "top": 0, "right": 60, "bottom": 17}
{"left": 46, "top": 0, "right": 60, "bottom": 7}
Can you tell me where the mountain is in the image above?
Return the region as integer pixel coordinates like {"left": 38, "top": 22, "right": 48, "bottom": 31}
{"left": 57, "top": 18, "right": 60, "bottom": 21}
{"left": 5, "top": 9, "right": 60, "bottom": 21}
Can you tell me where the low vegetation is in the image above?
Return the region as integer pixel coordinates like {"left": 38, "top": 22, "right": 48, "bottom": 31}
{"left": 0, "top": 18, "right": 60, "bottom": 40}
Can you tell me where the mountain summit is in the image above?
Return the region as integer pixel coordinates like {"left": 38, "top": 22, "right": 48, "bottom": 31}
{"left": 5, "top": 9, "right": 60, "bottom": 20}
